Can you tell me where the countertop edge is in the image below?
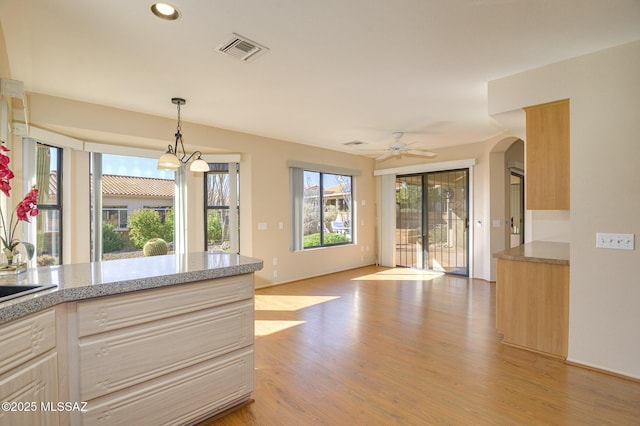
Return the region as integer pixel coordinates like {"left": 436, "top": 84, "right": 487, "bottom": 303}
{"left": 493, "top": 253, "right": 569, "bottom": 265}
{"left": 493, "top": 241, "right": 570, "bottom": 265}
{"left": 0, "top": 255, "right": 263, "bottom": 325}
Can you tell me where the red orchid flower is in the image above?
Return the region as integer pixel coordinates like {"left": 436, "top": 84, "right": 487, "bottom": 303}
{"left": 0, "top": 144, "right": 39, "bottom": 259}
{"left": 16, "top": 188, "right": 39, "bottom": 222}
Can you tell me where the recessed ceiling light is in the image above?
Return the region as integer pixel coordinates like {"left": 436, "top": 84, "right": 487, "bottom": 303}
{"left": 151, "top": 3, "right": 181, "bottom": 21}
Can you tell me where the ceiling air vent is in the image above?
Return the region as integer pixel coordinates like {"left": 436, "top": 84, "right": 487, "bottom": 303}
{"left": 217, "top": 33, "right": 269, "bottom": 63}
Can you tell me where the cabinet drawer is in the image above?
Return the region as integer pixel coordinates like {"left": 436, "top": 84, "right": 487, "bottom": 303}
{"left": 0, "top": 309, "right": 56, "bottom": 376}
{"left": 77, "top": 274, "right": 253, "bottom": 337}
{"left": 79, "top": 299, "right": 253, "bottom": 400}
{"left": 82, "top": 347, "right": 253, "bottom": 425}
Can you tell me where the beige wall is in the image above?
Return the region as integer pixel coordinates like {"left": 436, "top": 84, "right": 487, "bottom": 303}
{"left": 489, "top": 40, "right": 640, "bottom": 378}
{"left": 12, "top": 93, "right": 377, "bottom": 286}
{"left": 0, "top": 22, "right": 9, "bottom": 77}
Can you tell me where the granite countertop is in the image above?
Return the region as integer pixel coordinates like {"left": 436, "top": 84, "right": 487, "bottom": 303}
{"left": 493, "top": 241, "right": 570, "bottom": 265}
{"left": 0, "top": 252, "right": 263, "bottom": 324}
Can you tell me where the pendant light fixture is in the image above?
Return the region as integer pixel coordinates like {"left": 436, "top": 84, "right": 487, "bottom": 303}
{"left": 158, "top": 98, "right": 210, "bottom": 172}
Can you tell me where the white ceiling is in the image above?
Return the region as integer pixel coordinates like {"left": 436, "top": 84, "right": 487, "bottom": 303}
{"left": 1, "top": 0, "right": 640, "bottom": 157}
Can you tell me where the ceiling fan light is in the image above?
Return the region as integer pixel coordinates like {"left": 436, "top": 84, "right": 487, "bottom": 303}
{"left": 189, "top": 158, "right": 210, "bottom": 172}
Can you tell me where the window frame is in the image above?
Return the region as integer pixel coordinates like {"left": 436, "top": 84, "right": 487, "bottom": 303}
{"left": 90, "top": 150, "right": 176, "bottom": 260}
{"left": 35, "top": 142, "right": 64, "bottom": 264}
{"left": 203, "top": 162, "right": 240, "bottom": 253}
{"left": 302, "top": 170, "right": 353, "bottom": 249}
{"left": 102, "top": 206, "right": 128, "bottom": 230}
{"left": 289, "top": 161, "right": 360, "bottom": 252}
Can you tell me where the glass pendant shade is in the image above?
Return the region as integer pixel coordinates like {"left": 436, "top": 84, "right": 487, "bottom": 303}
{"left": 189, "top": 157, "right": 210, "bottom": 172}
{"left": 158, "top": 152, "right": 181, "bottom": 170}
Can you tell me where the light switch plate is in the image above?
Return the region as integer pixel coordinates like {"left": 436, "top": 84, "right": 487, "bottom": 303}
{"left": 596, "top": 233, "right": 634, "bottom": 250}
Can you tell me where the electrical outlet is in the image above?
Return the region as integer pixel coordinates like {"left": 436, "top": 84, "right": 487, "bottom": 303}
{"left": 596, "top": 233, "right": 635, "bottom": 250}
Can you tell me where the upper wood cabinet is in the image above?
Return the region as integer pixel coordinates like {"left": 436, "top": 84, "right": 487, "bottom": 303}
{"left": 525, "top": 99, "right": 570, "bottom": 210}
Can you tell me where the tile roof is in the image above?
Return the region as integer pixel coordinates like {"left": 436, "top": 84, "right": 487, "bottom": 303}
{"left": 102, "top": 174, "right": 174, "bottom": 197}
{"left": 45, "top": 172, "right": 174, "bottom": 198}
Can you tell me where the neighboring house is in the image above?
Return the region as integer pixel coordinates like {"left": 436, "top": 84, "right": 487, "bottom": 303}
{"left": 101, "top": 174, "right": 174, "bottom": 231}
{"left": 303, "top": 182, "right": 351, "bottom": 213}
{"left": 44, "top": 172, "right": 173, "bottom": 245}
{"left": 303, "top": 182, "right": 352, "bottom": 235}
{"left": 322, "top": 182, "right": 351, "bottom": 214}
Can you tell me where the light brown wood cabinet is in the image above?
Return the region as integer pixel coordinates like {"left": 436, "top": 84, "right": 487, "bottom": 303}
{"left": 525, "top": 99, "right": 570, "bottom": 210}
{"left": 496, "top": 258, "right": 569, "bottom": 358}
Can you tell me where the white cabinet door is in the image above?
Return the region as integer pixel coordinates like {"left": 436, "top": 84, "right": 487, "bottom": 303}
{"left": 0, "top": 352, "right": 59, "bottom": 426}
{"left": 0, "top": 309, "right": 56, "bottom": 375}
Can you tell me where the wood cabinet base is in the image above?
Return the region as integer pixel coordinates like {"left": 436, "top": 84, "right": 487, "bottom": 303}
{"left": 496, "top": 259, "right": 569, "bottom": 358}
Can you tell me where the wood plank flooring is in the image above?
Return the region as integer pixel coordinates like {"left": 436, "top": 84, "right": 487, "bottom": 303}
{"left": 203, "top": 266, "right": 640, "bottom": 425}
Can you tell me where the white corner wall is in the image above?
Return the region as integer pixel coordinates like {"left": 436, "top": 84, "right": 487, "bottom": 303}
{"left": 489, "top": 40, "right": 640, "bottom": 378}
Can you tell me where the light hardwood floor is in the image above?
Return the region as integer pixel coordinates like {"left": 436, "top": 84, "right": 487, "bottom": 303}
{"left": 203, "top": 266, "right": 640, "bottom": 425}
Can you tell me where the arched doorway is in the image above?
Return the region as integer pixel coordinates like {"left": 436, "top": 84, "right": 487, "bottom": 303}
{"left": 488, "top": 137, "right": 524, "bottom": 280}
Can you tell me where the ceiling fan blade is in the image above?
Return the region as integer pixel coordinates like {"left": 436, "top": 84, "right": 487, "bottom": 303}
{"left": 406, "top": 149, "right": 437, "bottom": 157}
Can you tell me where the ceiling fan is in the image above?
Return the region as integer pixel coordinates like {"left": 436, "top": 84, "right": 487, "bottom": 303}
{"left": 374, "top": 132, "right": 437, "bottom": 161}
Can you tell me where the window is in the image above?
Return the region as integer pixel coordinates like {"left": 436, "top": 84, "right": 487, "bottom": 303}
{"left": 204, "top": 163, "right": 239, "bottom": 252}
{"left": 102, "top": 207, "right": 128, "bottom": 230}
{"left": 303, "top": 171, "right": 352, "bottom": 248}
{"left": 91, "top": 153, "right": 175, "bottom": 260}
{"left": 290, "top": 163, "right": 356, "bottom": 250}
{"left": 148, "top": 206, "right": 172, "bottom": 224}
{"left": 36, "top": 143, "right": 63, "bottom": 265}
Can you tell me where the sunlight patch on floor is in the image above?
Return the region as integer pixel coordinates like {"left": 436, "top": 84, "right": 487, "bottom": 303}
{"left": 352, "top": 267, "right": 444, "bottom": 281}
{"left": 255, "top": 320, "right": 306, "bottom": 336}
{"left": 255, "top": 295, "right": 340, "bottom": 311}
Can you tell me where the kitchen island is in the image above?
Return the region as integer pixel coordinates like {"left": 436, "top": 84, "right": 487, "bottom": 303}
{"left": 494, "top": 241, "right": 569, "bottom": 358}
{"left": 0, "top": 252, "right": 263, "bottom": 425}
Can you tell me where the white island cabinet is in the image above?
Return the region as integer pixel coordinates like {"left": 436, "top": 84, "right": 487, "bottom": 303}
{"left": 74, "top": 274, "right": 255, "bottom": 424}
{"left": 0, "top": 252, "right": 263, "bottom": 426}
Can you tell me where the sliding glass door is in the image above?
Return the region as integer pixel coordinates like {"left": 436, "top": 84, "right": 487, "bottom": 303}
{"left": 395, "top": 175, "right": 423, "bottom": 269}
{"left": 396, "top": 169, "right": 469, "bottom": 276}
